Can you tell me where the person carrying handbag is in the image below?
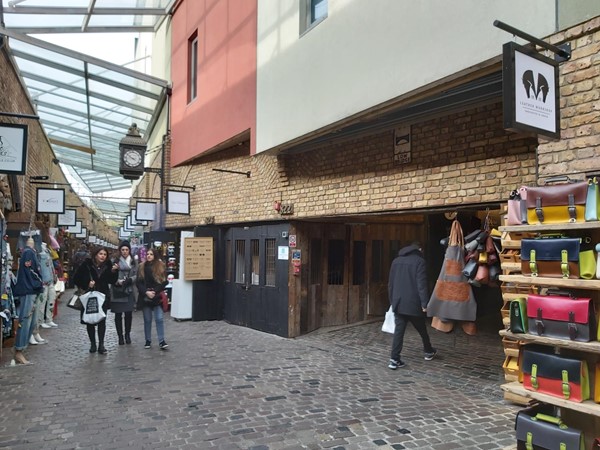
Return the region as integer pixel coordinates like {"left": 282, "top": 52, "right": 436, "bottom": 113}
{"left": 73, "top": 247, "right": 118, "bottom": 355}
{"left": 136, "top": 248, "right": 169, "bottom": 350}
{"left": 111, "top": 241, "right": 137, "bottom": 345}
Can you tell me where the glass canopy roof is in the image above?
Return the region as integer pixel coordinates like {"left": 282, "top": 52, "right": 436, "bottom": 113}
{"left": 0, "top": 0, "right": 172, "bottom": 220}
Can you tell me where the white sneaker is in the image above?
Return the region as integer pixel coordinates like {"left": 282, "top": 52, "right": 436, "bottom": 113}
{"left": 34, "top": 333, "right": 47, "bottom": 344}
{"left": 48, "top": 322, "right": 58, "bottom": 328}
{"left": 29, "top": 335, "right": 39, "bottom": 345}
{"left": 40, "top": 323, "right": 52, "bottom": 329}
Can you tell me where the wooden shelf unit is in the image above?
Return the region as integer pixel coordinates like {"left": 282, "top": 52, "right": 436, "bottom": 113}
{"left": 499, "top": 221, "right": 600, "bottom": 446}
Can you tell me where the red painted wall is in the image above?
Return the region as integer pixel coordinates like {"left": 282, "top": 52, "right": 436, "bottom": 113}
{"left": 171, "top": 0, "right": 257, "bottom": 165}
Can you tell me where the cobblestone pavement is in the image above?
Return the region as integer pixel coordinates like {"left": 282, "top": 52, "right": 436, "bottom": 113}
{"left": 0, "top": 294, "right": 519, "bottom": 449}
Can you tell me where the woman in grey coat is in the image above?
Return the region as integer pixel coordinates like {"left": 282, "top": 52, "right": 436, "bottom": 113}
{"left": 111, "top": 241, "right": 137, "bottom": 345}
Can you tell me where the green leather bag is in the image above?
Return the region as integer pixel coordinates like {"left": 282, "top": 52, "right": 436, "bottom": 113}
{"left": 579, "top": 249, "right": 597, "bottom": 280}
{"left": 509, "top": 297, "right": 527, "bottom": 334}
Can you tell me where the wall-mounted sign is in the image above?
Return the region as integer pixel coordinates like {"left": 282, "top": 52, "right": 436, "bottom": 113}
{"left": 502, "top": 41, "right": 559, "bottom": 139}
{"left": 119, "top": 227, "right": 131, "bottom": 239}
{"left": 57, "top": 208, "right": 77, "bottom": 226}
{"left": 36, "top": 188, "right": 65, "bottom": 214}
{"left": 166, "top": 190, "right": 190, "bottom": 215}
{"left": 75, "top": 227, "right": 87, "bottom": 239}
{"left": 393, "top": 125, "right": 411, "bottom": 165}
{"left": 89, "top": 235, "right": 97, "bottom": 243}
{"left": 130, "top": 208, "right": 148, "bottom": 226}
{"left": 278, "top": 246, "right": 289, "bottom": 260}
{"left": 0, "top": 123, "right": 28, "bottom": 175}
{"left": 183, "top": 237, "right": 213, "bottom": 280}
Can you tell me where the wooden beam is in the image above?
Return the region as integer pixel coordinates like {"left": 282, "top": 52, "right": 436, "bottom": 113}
{"left": 50, "top": 138, "right": 96, "bottom": 155}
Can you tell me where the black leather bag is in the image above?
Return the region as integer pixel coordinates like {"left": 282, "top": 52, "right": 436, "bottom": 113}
{"left": 515, "top": 403, "right": 584, "bottom": 450}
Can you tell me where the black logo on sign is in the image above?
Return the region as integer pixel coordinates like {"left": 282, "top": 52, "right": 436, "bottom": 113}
{"left": 522, "top": 70, "right": 549, "bottom": 102}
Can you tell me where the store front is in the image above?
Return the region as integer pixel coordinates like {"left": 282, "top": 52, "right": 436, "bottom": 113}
{"left": 189, "top": 206, "right": 504, "bottom": 338}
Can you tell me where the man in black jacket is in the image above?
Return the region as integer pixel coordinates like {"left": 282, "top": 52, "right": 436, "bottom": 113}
{"left": 387, "top": 242, "right": 436, "bottom": 369}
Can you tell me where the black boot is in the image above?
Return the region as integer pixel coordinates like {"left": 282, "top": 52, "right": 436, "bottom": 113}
{"left": 87, "top": 325, "right": 96, "bottom": 353}
{"left": 115, "top": 315, "right": 124, "bottom": 345}
{"left": 98, "top": 342, "right": 107, "bottom": 355}
{"left": 124, "top": 312, "right": 132, "bottom": 344}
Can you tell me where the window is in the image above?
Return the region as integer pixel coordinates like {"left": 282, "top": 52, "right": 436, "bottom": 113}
{"left": 225, "top": 239, "right": 231, "bottom": 282}
{"left": 251, "top": 239, "right": 260, "bottom": 285}
{"left": 327, "top": 239, "right": 344, "bottom": 285}
{"left": 300, "top": 0, "right": 328, "bottom": 34}
{"left": 310, "top": 239, "right": 322, "bottom": 284}
{"left": 371, "top": 240, "right": 383, "bottom": 283}
{"left": 188, "top": 33, "right": 198, "bottom": 102}
{"left": 235, "top": 240, "right": 245, "bottom": 284}
{"left": 265, "top": 239, "right": 276, "bottom": 286}
{"left": 352, "top": 241, "right": 366, "bottom": 285}
{"left": 311, "top": 0, "right": 328, "bottom": 23}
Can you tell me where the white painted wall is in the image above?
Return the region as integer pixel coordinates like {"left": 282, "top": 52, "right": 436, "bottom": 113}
{"left": 256, "top": 0, "right": 558, "bottom": 153}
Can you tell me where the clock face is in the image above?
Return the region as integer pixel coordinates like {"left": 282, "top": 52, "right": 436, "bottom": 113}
{"left": 123, "top": 149, "right": 142, "bottom": 168}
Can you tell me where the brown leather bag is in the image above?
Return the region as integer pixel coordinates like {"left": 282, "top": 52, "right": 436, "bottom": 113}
{"left": 526, "top": 180, "right": 587, "bottom": 224}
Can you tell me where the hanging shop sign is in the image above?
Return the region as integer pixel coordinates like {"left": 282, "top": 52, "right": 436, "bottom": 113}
{"left": 135, "top": 201, "right": 156, "bottom": 221}
{"left": 502, "top": 41, "right": 559, "bottom": 139}
{"left": 0, "top": 123, "right": 27, "bottom": 175}
{"left": 166, "top": 190, "right": 190, "bottom": 215}
{"left": 67, "top": 220, "right": 82, "bottom": 235}
{"left": 36, "top": 188, "right": 65, "bottom": 214}
{"left": 57, "top": 208, "right": 77, "bottom": 226}
{"left": 183, "top": 237, "right": 214, "bottom": 280}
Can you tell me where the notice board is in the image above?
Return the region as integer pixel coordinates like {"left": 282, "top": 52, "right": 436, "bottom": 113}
{"left": 183, "top": 237, "right": 214, "bottom": 280}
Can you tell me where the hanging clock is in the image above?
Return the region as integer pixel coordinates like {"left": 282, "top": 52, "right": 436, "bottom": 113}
{"left": 119, "top": 145, "right": 145, "bottom": 179}
{"left": 123, "top": 149, "right": 143, "bottom": 168}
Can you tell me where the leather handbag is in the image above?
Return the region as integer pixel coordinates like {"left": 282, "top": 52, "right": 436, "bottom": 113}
{"left": 507, "top": 186, "right": 528, "bottom": 225}
{"left": 526, "top": 293, "right": 595, "bottom": 342}
{"left": 579, "top": 249, "right": 597, "bottom": 280}
{"left": 521, "top": 347, "right": 590, "bottom": 402}
{"left": 515, "top": 403, "right": 584, "bottom": 450}
{"left": 593, "top": 437, "right": 600, "bottom": 449}
{"left": 585, "top": 177, "right": 600, "bottom": 221}
{"left": 526, "top": 180, "right": 588, "bottom": 224}
{"left": 509, "top": 297, "right": 527, "bottom": 333}
{"left": 521, "top": 238, "right": 580, "bottom": 279}
{"left": 462, "top": 259, "right": 477, "bottom": 279}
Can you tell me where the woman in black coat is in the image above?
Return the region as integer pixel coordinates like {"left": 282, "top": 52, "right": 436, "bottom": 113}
{"left": 73, "top": 247, "right": 118, "bottom": 354}
{"left": 136, "top": 248, "right": 168, "bottom": 350}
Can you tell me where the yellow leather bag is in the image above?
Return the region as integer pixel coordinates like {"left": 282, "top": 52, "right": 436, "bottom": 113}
{"left": 526, "top": 181, "right": 588, "bottom": 224}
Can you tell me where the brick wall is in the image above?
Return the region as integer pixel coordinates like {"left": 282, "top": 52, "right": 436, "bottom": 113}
{"left": 539, "top": 16, "right": 600, "bottom": 179}
{"left": 162, "top": 17, "right": 600, "bottom": 230}
{"left": 165, "top": 101, "right": 537, "bottom": 228}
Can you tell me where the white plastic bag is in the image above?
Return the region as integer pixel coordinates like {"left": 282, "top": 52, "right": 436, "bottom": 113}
{"left": 55, "top": 280, "right": 65, "bottom": 293}
{"left": 79, "top": 290, "right": 106, "bottom": 324}
{"left": 381, "top": 306, "right": 396, "bottom": 334}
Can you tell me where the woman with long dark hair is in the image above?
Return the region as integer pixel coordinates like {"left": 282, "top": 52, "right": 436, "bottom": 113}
{"left": 136, "top": 248, "right": 169, "bottom": 349}
{"left": 111, "top": 241, "right": 137, "bottom": 345}
{"left": 73, "top": 247, "right": 118, "bottom": 354}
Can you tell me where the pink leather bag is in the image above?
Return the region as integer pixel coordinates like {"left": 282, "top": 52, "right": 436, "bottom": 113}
{"left": 507, "top": 186, "right": 528, "bottom": 225}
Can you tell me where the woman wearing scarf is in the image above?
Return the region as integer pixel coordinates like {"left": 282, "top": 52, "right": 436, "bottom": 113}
{"left": 73, "top": 247, "right": 118, "bottom": 354}
{"left": 136, "top": 248, "right": 168, "bottom": 350}
{"left": 111, "top": 241, "right": 137, "bottom": 345}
